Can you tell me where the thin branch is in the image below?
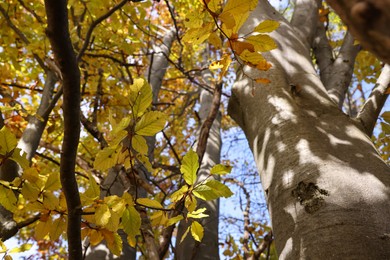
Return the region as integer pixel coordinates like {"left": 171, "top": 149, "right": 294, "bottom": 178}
{"left": 196, "top": 82, "right": 223, "bottom": 164}
{"left": 44, "top": 0, "right": 82, "bottom": 258}
{"left": 80, "top": 112, "right": 108, "bottom": 148}
{"left": 357, "top": 64, "right": 390, "bottom": 136}
{"left": 76, "top": 0, "right": 128, "bottom": 61}
{"left": 17, "top": 0, "right": 45, "bottom": 24}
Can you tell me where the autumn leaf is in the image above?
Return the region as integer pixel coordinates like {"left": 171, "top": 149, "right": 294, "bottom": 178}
{"left": 180, "top": 150, "right": 199, "bottom": 185}
{"left": 136, "top": 198, "right": 163, "bottom": 209}
{"left": 254, "top": 20, "right": 280, "bottom": 33}
{"left": 135, "top": 111, "right": 167, "bottom": 136}
{"left": 191, "top": 221, "right": 204, "bottom": 242}
{"left": 255, "top": 78, "right": 271, "bottom": 84}
{"left": 246, "top": 34, "right": 277, "bottom": 52}
{"left": 210, "top": 164, "right": 232, "bottom": 175}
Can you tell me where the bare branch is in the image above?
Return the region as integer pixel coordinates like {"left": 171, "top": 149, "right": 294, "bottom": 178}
{"left": 44, "top": 0, "right": 82, "bottom": 258}
{"left": 326, "top": 32, "right": 360, "bottom": 108}
{"left": 290, "top": 0, "right": 321, "bottom": 50}
{"left": 357, "top": 64, "right": 390, "bottom": 136}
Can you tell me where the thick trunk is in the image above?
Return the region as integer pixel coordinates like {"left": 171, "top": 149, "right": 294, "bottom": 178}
{"left": 228, "top": 1, "right": 390, "bottom": 259}
{"left": 176, "top": 84, "right": 222, "bottom": 260}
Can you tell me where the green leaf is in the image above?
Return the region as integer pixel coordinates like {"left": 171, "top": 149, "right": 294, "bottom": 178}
{"left": 166, "top": 215, "right": 184, "bottom": 227}
{"left": 122, "top": 206, "right": 141, "bottom": 247}
{"left": 0, "top": 126, "right": 17, "bottom": 155}
{"left": 191, "top": 221, "right": 204, "bottom": 242}
{"left": 0, "top": 185, "right": 17, "bottom": 211}
{"left": 129, "top": 78, "right": 153, "bottom": 117}
{"left": 253, "top": 20, "right": 280, "bottom": 33}
{"left": 135, "top": 111, "right": 167, "bottom": 136}
{"left": 245, "top": 34, "right": 277, "bottom": 52}
{"left": 132, "top": 135, "right": 148, "bottom": 155}
{"left": 210, "top": 164, "right": 232, "bottom": 175}
{"left": 137, "top": 198, "right": 163, "bottom": 209}
{"left": 44, "top": 172, "right": 61, "bottom": 191}
{"left": 193, "top": 180, "right": 233, "bottom": 201}
{"left": 95, "top": 204, "right": 111, "bottom": 227}
{"left": 180, "top": 150, "right": 199, "bottom": 185}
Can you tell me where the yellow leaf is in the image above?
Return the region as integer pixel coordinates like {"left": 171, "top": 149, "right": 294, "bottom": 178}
{"left": 256, "top": 60, "right": 273, "bottom": 71}
{"left": 246, "top": 34, "right": 277, "bottom": 52}
{"left": 4, "top": 255, "right": 12, "bottom": 260}
{"left": 180, "top": 150, "right": 199, "bottom": 185}
{"left": 44, "top": 172, "right": 61, "bottom": 191}
{"left": 255, "top": 78, "right": 271, "bottom": 84}
{"left": 89, "top": 229, "right": 104, "bottom": 246}
{"left": 185, "top": 195, "right": 197, "bottom": 213}
{"left": 253, "top": 20, "right": 280, "bottom": 33}
{"left": 49, "top": 217, "right": 66, "bottom": 241}
{"left": 0, "top": 126, "right": 17, "bottom": 155}
{"left": 105, "top": 195, "right": 126, "bottom": 215}
{"left": 382, "top": 111, "right": 390, "bottom": 123}
{"left": 8, "top": 243, "right": 32, "bottom": 253}
{"left": 135, "top": 111, "right": 167, "bottom": 136}
{"left": 207, "top": 0, "right": 222, "bottom": 13}
{"left": 191, "top": 221, "right": 204, "bottom": 242}
{"left": 182, "top": 23, "right": 214, "bottom": 44}
{"left": 129, "top": 78, "right": 152, "bottom": 117}
{"left": 85, "top": 173, "right": 100, "bottom": 200}
{"left": 180, "top": 226, "right": 191, "bottom": 244}
{"left": 35, "top": 218, "right": 52, "bottom": 240}
{"left": 188, "top": 207, "right": 209, "bottom": 219}
{"left": 193, "top": 180, "right": 233, "bottom": 200}
{"left": 132, "top": 135, "right": 148, "bottom": 155}
{"left": 95, "top": 204, "right": 111, "bottom": 227}
{"left": 219, "top": 11, "right": 236, "bottom": 30}
{"left": 42, "top": 192, "right": 59, "bottom": 210}
{"left": 0, "top": 185, "right": 17, "bottom": 211}
{"left": 122, "top": 206, "right": 141, "bottom": 247}
{"left": 170, "top": 185, "right": 188, "bottom": 202}
{"left": 102, "top": 230, "right": 122, "bottom": 256}
{"left": 21, "top": 182, "right": 41, "bottom": 202}
{"left": 208, "top": 32, "right": 222, "bottom": 49}
{"left": 166, "top": 215, "right": 184, "bottom": 227}
{"left": 94, "top": 147, "right": 118, "bottom": 171}
{"left": 210, "top": 164, "right": 232, "bottom": 175}
{"left": 10, "top": 148, "right": 29, "bottom": 169}
{"left": 239, "top": 49, "right": 266, "bottom": 65}
{"left": 219, "top": 0, "right": 257, "bottom": 34}
{"left": 136, "top": 198, "right": 163, "bottom": 209}
{"left": 230, "top": 41, "right": 255, "bottom": 55}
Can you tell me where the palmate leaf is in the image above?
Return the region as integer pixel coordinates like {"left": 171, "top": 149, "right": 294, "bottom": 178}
{"left": 180, "top": 150, "right": 199, "bottom": 185}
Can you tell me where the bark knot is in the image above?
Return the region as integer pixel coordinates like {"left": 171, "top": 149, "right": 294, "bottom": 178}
{"left": 291, "top": 181, "right": 329, "bottom": 214}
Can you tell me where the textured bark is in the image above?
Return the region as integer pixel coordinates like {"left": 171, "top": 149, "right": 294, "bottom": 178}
{"left": 228, "top": 1, "right": 390, "bottom": 258}
{"left": 326, "top": 0, "right": 390, "bottom": 64}
{"left": 44, "top": 0, "right": 82, "bottom": 258}
{"left": 176, "top": 72, "right": 222, "bottom": 260}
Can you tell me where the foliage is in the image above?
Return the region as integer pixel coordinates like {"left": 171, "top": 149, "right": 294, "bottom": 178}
{"left": 0, "top": 0, "right": 388, "bottom": 259}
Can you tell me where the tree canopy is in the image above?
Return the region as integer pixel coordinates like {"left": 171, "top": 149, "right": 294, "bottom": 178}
{"left": 0, "top": 0, "right": 389, "bottom": 259}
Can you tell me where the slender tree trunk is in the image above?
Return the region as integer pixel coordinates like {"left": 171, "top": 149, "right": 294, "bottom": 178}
{"left": 176, "top": 71, "right": 222, "bottom": 260}
{"left": 228, "top": 1, "right": 390, "bottom": 259}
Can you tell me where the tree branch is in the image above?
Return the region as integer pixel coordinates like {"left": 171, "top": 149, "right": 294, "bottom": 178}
{"left": 44, "top": 0, "right": 82, "bottom": 258}
{"left": 326, "top": 32, "right": 360, "bottom": 108}
{"left": 77, "top": 0, "right": 128, "bottom": 61}
{"left": 290, "top": 0, "right": 321, "bottom": 50}
{"left": 357, "top": 64, "right": 390, "bottom": 136}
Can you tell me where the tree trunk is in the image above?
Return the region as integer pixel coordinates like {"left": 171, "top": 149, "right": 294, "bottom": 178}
{"left": 228, "top": 1, "right": 390, "bottom": 259}
{"left": 176, "top": 73, "right": 222, "bottom": 259}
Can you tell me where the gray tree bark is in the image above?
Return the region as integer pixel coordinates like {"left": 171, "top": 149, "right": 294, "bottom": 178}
{"left": 228, "top": 0, "right": 390, "bottom": 259}
{"left": 175, "top": 71, "right": 222, "bottom": 260}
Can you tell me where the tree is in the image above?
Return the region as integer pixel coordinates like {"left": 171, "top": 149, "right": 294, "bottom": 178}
{"left": 0, "top": 0, "right": 389, "bottom": 259}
